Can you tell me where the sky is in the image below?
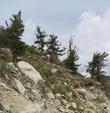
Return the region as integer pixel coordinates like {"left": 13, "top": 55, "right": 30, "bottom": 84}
{"left": 1, "top": 0, "right": 110, "bottom": 75}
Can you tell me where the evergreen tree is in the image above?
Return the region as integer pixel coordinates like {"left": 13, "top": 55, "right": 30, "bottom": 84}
{"left": 5, "top": 10, "right": 25, "bottom": 56}
{"left": 0, "top": 26, "right": 12, "bottom": 48}
{"left": 47, "top": 34, "right": 65, "bottom": 63}
{"left": 87, "top": 52, "right": 108, "bottom": 79}
{"left": 6, "top": 10, "right": 24, "bottom": 38}
{"left": 64, "top": 38, "right": 80, "bottom": 73}
{"left": 34, "top": 26, "right": 47, "bottom": 53}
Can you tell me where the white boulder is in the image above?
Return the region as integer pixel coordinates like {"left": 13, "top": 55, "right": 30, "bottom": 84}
{"left": 18, "top": 61, "right": 42, "bottom": 84}
{"left": 76, "top": 88, "right": 86, "bottom": 98}
{"left": 14, "top": 78, "right": 25, "bottom": 95}
{"left": 71, "top": 102, "right": 77, "bottom": 109}
{"left": 51, "top": 68, "right": 58, "bottom": 73}
{"left": 47, "top": 92, "right": 55, "bottom": 99}
{"left": 20, "top": 104, "right": 42, "bottom": 113}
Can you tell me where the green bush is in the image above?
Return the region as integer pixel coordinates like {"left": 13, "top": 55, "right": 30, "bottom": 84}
{"left": 53, "top": 83, "right": 72, "bottom": 95}
{"left": 41, "top": 67, "right": 52, "bottom": 76}
{"left": 37, "top": 80, "right": 50, "bottom": 97}
{"left": 96, "top": 95, "right": 106, "bottom": 103}
{"left": 0, "top": 58, "right": 8, "bottom": 75}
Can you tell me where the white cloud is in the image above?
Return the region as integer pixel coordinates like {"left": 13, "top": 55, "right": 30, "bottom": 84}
{"left": 22, "top": 18, "right": 36, "bottom": 45}
{"left": 73, "top": 10, "right": 110, "bottom": 74}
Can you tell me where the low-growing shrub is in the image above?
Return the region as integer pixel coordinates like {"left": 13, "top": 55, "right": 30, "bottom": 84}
{"left": 53, "top": 83, "right": 72, "bottom": 95}
{"left": 41, "top": 67, "right": 52, "bottom": 76}
{"left": 96, "top": 95, "right": 106, "bottom": 103}
{"left": 39, "top": 67, "right": 53, "bottom": 81}
{"left": 83, "top": 78, "right": 95, "bottom": 87}
{"left": 0, "top": 58, "right": 8, "bottom": 75}
{"left": 37, "top": 80, "right": 51, "bottom": 97}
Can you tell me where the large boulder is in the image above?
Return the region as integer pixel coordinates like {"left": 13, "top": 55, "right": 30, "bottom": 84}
{"left": 76, "top": 88, "right": 86, "bottom": 98}
{"left": 14, "top": 78, "right": 25, "bottom": 95}
{"left": 86, "top": 91, "right": 96, "bottom": 101}
{"left": 20, "top": 104, "right": 42, "bottom": 113}
{"left": 0, "top": 80, "right": 42, "bottom": 113}
{"left": 18, "top": 61, "right": 42, "bottom": 84}
{"left": 0, "top": 48, "right": 13, "bottom": 62}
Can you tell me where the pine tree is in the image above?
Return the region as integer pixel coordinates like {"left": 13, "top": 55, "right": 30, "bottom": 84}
{"left": 64, "top": 38, "right": 80, "bottom": 73}
{"left": 0, "top": 26, "right": 12, "bottom": 48}
{"left": 5, "top": 10, "right": 25, "bottom": 56}
{"left": 34, "top": 26, "right": 47, "bottom": 53}
{"left": 6, "top": 10, "right": 24, "bottom": 38}
{"left": 87, "top": 52, "right": 108, "bottom": 79}
{"left": 47, "top": 34, "right": 65, "bottom": 63}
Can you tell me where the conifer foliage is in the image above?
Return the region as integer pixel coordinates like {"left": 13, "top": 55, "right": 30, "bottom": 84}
{"left": 87, "top": 52, "right": 108, "bottom": 79}
{"left": 34, "top": 26, "right": 47, "bottom": 53}
{"left": 5, "top": 10, "right": 25, "bottom": 56}
{"left": 6, "top": 10, "right": 24, "bottom": 39}
{"left": 0, "top": 26, "right": 12, "bottom": 48}
{"left": 64, "top": 38, "right": 80, "bottom": 73}
{"left": 47, "top": 34, "right": 65, "bottom": 63}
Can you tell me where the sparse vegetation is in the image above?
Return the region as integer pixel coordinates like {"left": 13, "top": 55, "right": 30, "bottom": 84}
{"left": 0, "top": 59, "right": 7, "bottom": 75}
{"left": 0, "top": 58, "right": 11, "bottom": 76}
{"left": 83, "top": 78, "right": 95, "bottom": 87}
{"left": 53, "top": 83, "right": 72, "bottom": 95}
{"left": 96, "top": 95, "right": 106, "bottom": 103}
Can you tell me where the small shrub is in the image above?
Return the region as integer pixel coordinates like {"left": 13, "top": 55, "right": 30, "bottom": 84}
{"left": 72, "top": 89, "right": 79, "bottom": 98}
{"left": 41, "top": 67, "right": 52, "bottom": 76}
{"left": 96, "top": 95, "right": 106, "bottom": 103}
{"left": 37, "top": 80, "right": 50, "bottom": 97}
{"left": 39, "top": 67, "right": 53, "bottom": 81}
{"left": 83, "top": 78, "right": 95, "bottom": 87}
{"left": 0, "top": 58, "right": 8, "bottom": 75}
{"left": 53, "top": 83, "right": 72, "bottom": 95}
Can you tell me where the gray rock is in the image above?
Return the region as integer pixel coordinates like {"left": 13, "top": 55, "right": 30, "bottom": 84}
{"left": 31, "top": 89, "right": 42, "bottom": 102}
{"left": 17, "top": 57, "right": 23, "bottom": 61}
{"left": 51, "top": 68, "right": 58, "bottom": 73}
{"left": 61, "top": 99, "right": 68, "bottom": 105}
{"left": 71, "top": 102, "right": 77, "bottom": 109}
{"left": 76, "top": 88, "right": 86, "bottom": 98}
{"left": 66, "top": 92, "right": 73, "bottom": 101}
{"left": 47, "top": 92, "right": 55, "bottom": 99}
{"left": 14, "top": 78, "right": 25, "bottom": 95}
{"left": 56, "top": 93, "right": 62, "bottom": 98}
{"left": 0, "top": 103, "right": 8, "bottom": 112}
{"left": 26, "top": 83, "right": 31, "bottom": 89}
{"left": 90, "top": 86, "right": 95, "bottom": 90}
{"left": 0, "top": 79, "right": 42, "bottom": 113}
{"left": 54, "top": 99, "right": 61, "bottom": 106}
{"left": 18, "top": 61, "right": 42, "bottom": 84}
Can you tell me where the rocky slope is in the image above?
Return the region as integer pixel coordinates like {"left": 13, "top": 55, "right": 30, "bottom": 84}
{"left": 0, "top": 48, "right": 110, "bottom": 113}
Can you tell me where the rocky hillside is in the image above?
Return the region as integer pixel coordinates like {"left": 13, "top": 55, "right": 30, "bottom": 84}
{"left": 0, "top": 48, "right": 110, "bottom": 113}
{"left": 100, "top": 76, "right": 110, "bottom": 99}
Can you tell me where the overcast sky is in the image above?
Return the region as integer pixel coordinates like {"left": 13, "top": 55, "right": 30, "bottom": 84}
{"left": 1, "top": 0, "right": 110, "bottom": 75}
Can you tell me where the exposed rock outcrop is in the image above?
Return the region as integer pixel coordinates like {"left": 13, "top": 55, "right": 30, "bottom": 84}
{"left": 0, "top": 49, "right": 110, "bottom": 113}
{"left": 0, "top": 80, "right": 41, "bottom": 113}
{"left": 13, "top": 78, "right": 25, "bottom": 95}
{"left": 18, "top": 61, "right": 42, "bottom": 84}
